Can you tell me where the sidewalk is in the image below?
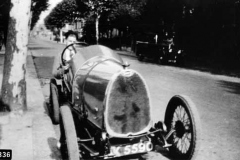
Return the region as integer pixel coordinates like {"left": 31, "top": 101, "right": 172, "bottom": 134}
{"left": 0, "top": 48, "right": 60, "bottom": 160}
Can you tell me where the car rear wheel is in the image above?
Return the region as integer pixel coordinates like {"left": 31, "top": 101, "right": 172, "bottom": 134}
{"left": 164, "top": 95, "right": 201, "bottom": 160}
{"left": 49, "top": 79, "right": 60, "bottom": 124}
{"left": 177, "top": 57, "right": 185, "bottom": 66}
{"left": 137, "top": 54, "right": 144, "bottom": 61}
{"left": 60, "top": 105, "right": 80, "bottom": 160}
{"left": 49, "top": 80, "right": 60, "bottom": 124}
{"left": 156, "top": 56, "right": 164, "bottom": 65}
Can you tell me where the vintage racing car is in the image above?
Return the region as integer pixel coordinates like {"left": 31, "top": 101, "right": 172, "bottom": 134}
{"left": 49, "top": 43, "right": 201, "bottom": 160}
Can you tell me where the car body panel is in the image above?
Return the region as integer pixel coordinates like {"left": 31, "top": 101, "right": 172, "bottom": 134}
{"left": 70, "top": 45, "right": 152, "bottom": 136}
{"left": 105, "top": 69, "right": 152, "bottom": 137}
{"left": 69, "top": 44, "right": 123, "bottom": 75}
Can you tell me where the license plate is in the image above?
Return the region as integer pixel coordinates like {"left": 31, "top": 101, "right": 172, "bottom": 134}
{"left": 110, "top": 141, "right": 153, "bottom": 157}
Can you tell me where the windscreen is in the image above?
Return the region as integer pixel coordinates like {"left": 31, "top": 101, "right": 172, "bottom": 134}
{"left": 69, "top": 44, "right": 123, "bottom": 75}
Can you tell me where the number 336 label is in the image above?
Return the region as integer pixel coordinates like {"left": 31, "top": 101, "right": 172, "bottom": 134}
{"left": 110, "top": 142, "right": 153, "bottom": 156}
{"left": 0, "top": 150, "right": 12, "bottom": 159}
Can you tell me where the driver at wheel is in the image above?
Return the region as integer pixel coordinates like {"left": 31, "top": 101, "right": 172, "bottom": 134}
{"left": 48, "top": 30, "right": 77, "bottom": 125}
{"left": 52, "top": 30, "right": 77, "bottom": 79}
{"left": 49, "top": 30, "right": 78, "bottom": 150}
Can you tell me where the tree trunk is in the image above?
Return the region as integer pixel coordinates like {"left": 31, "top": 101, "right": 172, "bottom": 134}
{"left": 0, "top": 0, "right": 31, "bottom": 113}
{"left": 95, "top": 15, "right": 100, "bottom": 44}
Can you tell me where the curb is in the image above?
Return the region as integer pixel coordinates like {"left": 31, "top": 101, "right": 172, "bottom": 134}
{"left": 115, "top": 50, "right": 137, "bottom": 58}
{"left": 27, "top": 51, "right": 61, "bottom": 160}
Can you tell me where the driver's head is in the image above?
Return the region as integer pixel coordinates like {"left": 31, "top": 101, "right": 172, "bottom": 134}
{"left": 65, "top": 30, "right": 78, "bottom": 46}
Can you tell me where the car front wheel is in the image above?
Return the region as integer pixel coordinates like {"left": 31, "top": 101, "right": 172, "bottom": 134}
{"left": 164, "top": 95, "right": 201, "bottom": 160}
{"left": 60, "top": 105, "right": 80, "bottom": 160}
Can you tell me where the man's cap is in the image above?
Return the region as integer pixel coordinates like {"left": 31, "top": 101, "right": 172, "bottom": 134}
{"left": 65, "top": 30, "right": 78, "bottom": 39}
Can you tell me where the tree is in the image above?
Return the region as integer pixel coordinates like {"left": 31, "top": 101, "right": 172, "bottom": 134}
{"left": 78, "top": 0, "right": 147, "bottom": 43}
{"left": 110, "top": 0, "right": 147, "bottom": 20}
{"left": 30, "top": 0, "right": 49, "bottom": 30}
{"left": 44, "top": 0, "right": 81, "bottom": 31}
{"left": 45, "top": 0, "right": 147, "bottom": 43}
{"left": 0, "top": 0, "right": 11, "bottom": 45}
{"left": 0, "top": 0, "right": 47, "bottom": 46}
{"left": 0, "top": 0, "right": 32, "bottom": 113}
{"left": 77, "top": 0, "right": 113, "bottom": 43}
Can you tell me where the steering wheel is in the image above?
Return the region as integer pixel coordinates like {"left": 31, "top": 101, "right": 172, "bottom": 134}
{"left": 61, "top": 42, "right": 88, "bottom": 65}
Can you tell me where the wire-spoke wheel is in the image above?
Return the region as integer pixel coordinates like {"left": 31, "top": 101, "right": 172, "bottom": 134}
{"left": 60, "top": 105, "right": 80, "bottom": 160}
{"left": 164, "top": 95, "right": 201, "bottom": 160}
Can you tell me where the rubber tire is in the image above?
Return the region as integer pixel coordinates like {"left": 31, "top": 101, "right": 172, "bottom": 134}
{"left": 164, "top": 95, "right": 201, "bottom": 160}
{"left": 176, "top": 56, "right": 185, "bottom": 67}
{"left": 135, "top": 46, "right": 144, "bottom": 62}
{"left": 50, "top": 81, "right": 60, "bottom": 124}
{"left": 156, "top": 56, "right": 163, "bottom": 65}
{"left": 60, "top": 105, "right": 80, "bottom": 160}
{"left": 137, "top": 54, "right": 144, "bottom": 61}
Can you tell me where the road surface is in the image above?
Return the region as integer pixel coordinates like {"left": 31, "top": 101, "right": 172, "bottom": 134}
{"left": 29, "top": 37, "right": 240, "bottom": 160}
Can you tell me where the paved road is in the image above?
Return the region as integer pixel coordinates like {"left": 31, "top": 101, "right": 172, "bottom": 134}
{"left": 29, "top": 37, "right": 240, "bottom": 160}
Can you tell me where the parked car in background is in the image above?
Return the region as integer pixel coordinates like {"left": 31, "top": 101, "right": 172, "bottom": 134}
{"left": 135, "top": 32, "right": 162, "bottom": 62}
{"left": 135, "top": 31, "right": 185, "bottom": 66}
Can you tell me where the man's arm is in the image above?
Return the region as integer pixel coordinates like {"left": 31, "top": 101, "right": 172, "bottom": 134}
{"left": 52, "top": 53, "right": 64, "bottom": 79}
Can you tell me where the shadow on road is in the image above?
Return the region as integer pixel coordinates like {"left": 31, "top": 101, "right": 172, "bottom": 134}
{"left": 0, "top": 98, "right": 11, "bottom": 147}
{"left": 217, "top": 80, "right": 240, "bottom": 95}
{"left": 0, "top": 55, "right": 4, "bottom": 68}
{"left": 181, "top": 56, "right": 240, "bottom": 78}
{"left": 32, "top": 56, "right": 55, "bottom": 79}
{"left": 47, "top": 137, "right": 62, "bottom": 160}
